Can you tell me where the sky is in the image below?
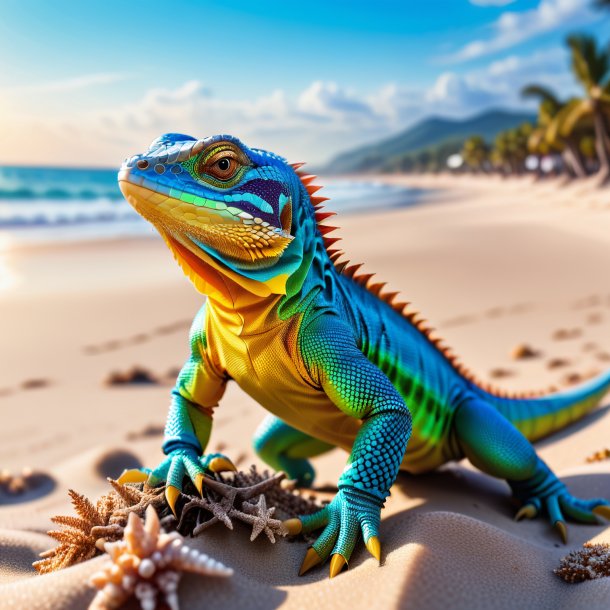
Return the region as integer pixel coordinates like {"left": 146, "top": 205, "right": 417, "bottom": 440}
{"left": 0, "top": 0, "right": 608, "bottom": 167}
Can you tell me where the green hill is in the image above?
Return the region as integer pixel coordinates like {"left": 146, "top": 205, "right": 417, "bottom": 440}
{"left": 324, "top": 109, "right": 536, "bottom": 173}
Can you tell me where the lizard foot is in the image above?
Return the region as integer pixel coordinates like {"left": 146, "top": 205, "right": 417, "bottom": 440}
{"left": 510, "top": 459, "right": 610, "bottom": 544}
{"left": 118, "top": 451, "right": 236, "bottom": 516}
{"left": 283, "top": 487, "right": 383, "bottom": 579}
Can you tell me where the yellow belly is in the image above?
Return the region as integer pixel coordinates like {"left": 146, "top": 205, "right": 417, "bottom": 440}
{"left": 206, "top": 307, "right": 362, "bottom": 451}
{"left": 205, "top": 305, "right": 450, "bottom": 474}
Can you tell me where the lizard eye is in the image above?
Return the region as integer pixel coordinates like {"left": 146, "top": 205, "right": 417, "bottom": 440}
{"left": 202, "top": 153, "right": 240, "bottom": 182}
{"left": 196, "top": 142, "right": 250, "bottom": 187}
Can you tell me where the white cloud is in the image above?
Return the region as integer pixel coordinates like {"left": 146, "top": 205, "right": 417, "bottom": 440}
{"left": 427, "top": 47, "right": 578, "bottom": 114}
{"left": 0, "top": 47, "right": 581, "bottom": 167}
{"left": 448, "top": 0, "right": 599, "bottom": 62}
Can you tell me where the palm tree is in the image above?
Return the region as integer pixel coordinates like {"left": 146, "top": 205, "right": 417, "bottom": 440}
{"left": 491, "top": 124, "right": 532, "bottom": 175}
{"left": 521, "top": 84, "right": 587, "bottom": 177}
{"left": 559, "top": 35, "right": 610, "bottom": 183}
{"left": 461, "top": 136, "right": 489, "bottom": 172}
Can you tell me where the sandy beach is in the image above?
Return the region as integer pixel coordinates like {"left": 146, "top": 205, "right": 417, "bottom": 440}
{"left": 1, "top": 173, "right": 610, "bottom": 609}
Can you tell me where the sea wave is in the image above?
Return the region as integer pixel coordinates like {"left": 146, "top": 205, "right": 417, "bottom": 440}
{"left": 0, "top": 166, "right": 427, "bottom": 245}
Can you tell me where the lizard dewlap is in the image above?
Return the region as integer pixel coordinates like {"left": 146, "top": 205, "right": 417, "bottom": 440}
{"left": 118, "top": 132, "right": 610, "bottom": 579}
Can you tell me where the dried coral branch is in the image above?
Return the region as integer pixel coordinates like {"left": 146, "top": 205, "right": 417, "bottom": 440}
{"left": 34, "top": 489, "right": 128, "bottom": 574}
{"left": 89, "top": 506, "right": 232, "bottom": 610}
{"left": 555, "top": 542, "right": 610, "bottom": 583}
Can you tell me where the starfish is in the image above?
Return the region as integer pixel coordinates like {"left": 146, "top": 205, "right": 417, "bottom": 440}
{"left": 178, "top": 471, "right": 288, "bottom": 538}
{"left": 235, "top": 494, "right": 285, "bottom": 542}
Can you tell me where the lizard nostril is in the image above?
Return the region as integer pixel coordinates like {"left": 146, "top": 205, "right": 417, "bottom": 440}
{"left": 137, "top": 159, "right": 149, "bottom": 170}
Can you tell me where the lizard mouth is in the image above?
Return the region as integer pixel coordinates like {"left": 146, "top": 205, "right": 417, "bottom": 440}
{"left": 118, "top": 178, "right": 293, "bottom": 266}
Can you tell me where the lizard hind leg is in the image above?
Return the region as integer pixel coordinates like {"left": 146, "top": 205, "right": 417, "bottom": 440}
{"left": 453, "top": 395, "right": 610, "bottom": 542}
{"left": 252, "top": 415, "right": 334, "bottom": 487}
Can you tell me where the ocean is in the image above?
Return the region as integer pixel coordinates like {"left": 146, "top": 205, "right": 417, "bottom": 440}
{"left": 0, "top": 165, "right": 429, "bottom": 247}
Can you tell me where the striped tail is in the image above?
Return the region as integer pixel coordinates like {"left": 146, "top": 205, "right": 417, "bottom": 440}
{"left": 474, "top": 370, "right": 610, "bottom": 442}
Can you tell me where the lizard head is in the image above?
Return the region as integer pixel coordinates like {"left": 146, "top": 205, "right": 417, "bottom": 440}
{"left": 118, "top": 133, "right": 310, "bottom": 296}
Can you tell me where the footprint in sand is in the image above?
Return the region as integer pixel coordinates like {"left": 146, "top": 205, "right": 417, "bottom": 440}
{"left": 21, "top": 378, "right": 51, "bottom": 390}
{"left": 83, "top": 319, "right": 191, "bottom": 355}
{"left": 561, "top": 369, "right": 601, "bottom": 386}
{"left": 0, "top": 468, "right": 56, "bottom": 504}
{"left": 586, "top": 312, "right": 604, "bottom": 325}
{"left": 488, "top": 368, "right": 514, "bottom": 379}
{"left": 547, "top": 358, "right": 571, "bottom": 370}
{"left": 552, "top": 328, "right": 582, "bottom": 341}
{"left": 126, "top": 424, "right": 164, "bottom": 441}
{"left": 94, "top": 449, "right": 142, "bottom": 479}
{"left": 104, "top": 366, "right": 159, "bottom": 386}
{"left": 572, "top": 294, "right": 603, "bottom": 310}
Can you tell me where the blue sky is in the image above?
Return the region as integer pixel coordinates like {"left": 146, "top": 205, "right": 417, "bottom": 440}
{"left": 0, "top": 0, "right": 608, "bottom": 166}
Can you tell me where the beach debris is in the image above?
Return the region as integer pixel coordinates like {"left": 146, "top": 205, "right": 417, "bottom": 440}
{"left": 89, "top": 506, "right": 232, "bottom": 610}
{"left": 0, "top": 466, "right": 38, "bottom": 495}
{"left": 552, "top": 328, "right": 582, "bottom": 341}
{"left": 547, "top": 358, "right": 571, "bottom": 369}
{"left": 489, "top": 368, "right": 514, "bottom": 379}
{"left": 585, "top": 448, "right": 610, "bottom": 463}
{"left": 34, "top": 481, "right": 168, "bottom": 573}
{"left": 178, "top": 470, "right": 288, "bottom": 539}
{"left": 555, "top": 542, "right": 610, "bottom": 583}
{"left": 177, "top": 465, "right": 322, "bottom": 540}
{"left": 510, "top": 343, "right": 540, "bottom": 360}
{"left": 582, "top": 341, "right": 598, "bottom": 352}
{"left": 596, "top": 351, "right": 610, "bottom": 362}
{"left": 105, "top": 366, "right": 159, "bottom": 386}
{"left": 35, "top": 465, "right": 321, "bottom": 574}
{"left": 34, "top": 489, "right": 125, "bottom": 573}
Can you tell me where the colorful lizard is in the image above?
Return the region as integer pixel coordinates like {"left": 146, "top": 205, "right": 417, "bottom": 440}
{"left": 117, "top": 132, "right": 610, "bottom": 578}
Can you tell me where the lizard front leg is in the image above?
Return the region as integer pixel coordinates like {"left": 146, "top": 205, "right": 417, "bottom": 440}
{"left": 285, "top": 315, "right": 412, "bottom": 578}
{"left": 119, "top": 308, "right": 233, "bottom": 513}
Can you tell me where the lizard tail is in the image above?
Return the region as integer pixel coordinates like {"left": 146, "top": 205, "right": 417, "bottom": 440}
{"left": 474, "top": 370, "right": 610, "bottom": 442}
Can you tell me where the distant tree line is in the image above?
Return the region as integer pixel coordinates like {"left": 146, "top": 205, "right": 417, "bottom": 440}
{"left": 387, "top": 30, "right": 610, "bottom": 186}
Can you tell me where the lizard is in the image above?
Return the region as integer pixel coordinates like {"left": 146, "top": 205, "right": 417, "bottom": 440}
{"left": 117, "top": 132, "right": 610, "bottom": 579}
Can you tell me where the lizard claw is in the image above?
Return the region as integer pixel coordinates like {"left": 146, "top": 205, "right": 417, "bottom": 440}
{"left": 592, "top": 505, "right": 610, "bottom": 522}
{"left": 207, "top": 456, "right": 237, "bottom": 473}
{"left": 514, "top": 503, "right": 538, "bottom": 521}
{"left": 194, "top": 473, "right": 205, "bottom": 496}
{"left": 117, "top": 468, "right": 149, "bottom": 485}
{"left": 299, "top": 547, "right": 323, "bottom": 576}
{"left": 365, "top": 535, "right": 381, "bottom": 562}
{"left": 165, "top": 485, "right": 182, "bottom": 517}
{"left": 329, "top": 554, "right": 347, "bottom": 578}
{"left": 554, "top": 520, "right": 568, "bottom": 544}
{"left": 282, "top": 518, "right": 303, "bottom": 535}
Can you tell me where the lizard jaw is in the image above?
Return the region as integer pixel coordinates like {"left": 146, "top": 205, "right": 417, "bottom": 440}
{"left": 118, "top": 178, "right": 293, "bottom": 266}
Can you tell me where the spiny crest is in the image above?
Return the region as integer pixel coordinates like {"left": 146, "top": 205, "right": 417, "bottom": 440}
{"left": 291, "top": 163, "right": 553, "bottom": 401}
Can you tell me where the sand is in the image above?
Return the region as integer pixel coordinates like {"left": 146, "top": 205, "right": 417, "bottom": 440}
{"left": 0, "top": 172, "right": 609, "bottom": 609}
